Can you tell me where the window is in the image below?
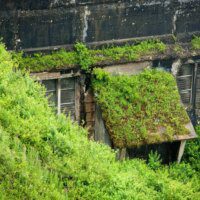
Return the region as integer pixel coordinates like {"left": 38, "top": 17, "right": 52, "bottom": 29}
{"left": 42, "top": 77, "right": 78, "bottom": 120}
{"left": 176, "top": 61, "right": 200, "bottom": 124}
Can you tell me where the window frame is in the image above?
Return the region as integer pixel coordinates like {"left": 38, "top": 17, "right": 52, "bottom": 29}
{"left": 32, "top": 72, "right": 80, "bottom": 122}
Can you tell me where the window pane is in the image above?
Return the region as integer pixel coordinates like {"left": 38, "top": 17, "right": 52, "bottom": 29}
{"left": 61, "top": 89, "right": 75, "bottom": 104}
{"left": 61, "top": 78, "right": 75, "bottom": 89}
{"left": 177, "top": 77, "right": 192, "bottom": 91}
{"left": 46, "top": 91, "right": 57, "bottom": 106}
{"left": 180, "top": 91, "right": 191, "bottom": 105}
{"left": 61, "top": 104, "right": 75, "bottom": 120}
{"left": 42, "top": 79, "right": 56, "bottom": 91}
{"left": 177, "top": 64, "right": 193, "bottom": 76}
{"left": 196, "top": 90, "right": 200, "bottom": 109}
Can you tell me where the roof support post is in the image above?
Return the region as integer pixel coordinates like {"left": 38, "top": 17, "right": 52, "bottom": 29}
{"left": 177, "top": 140, "right": 186, "bottom": 163}
{"left": 118, "top": 148, "right": 127, "bottom": 161}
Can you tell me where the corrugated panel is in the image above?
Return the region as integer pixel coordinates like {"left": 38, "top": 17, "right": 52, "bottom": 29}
{"left": 61, "top": 78, "right": 75, "bottom": 90}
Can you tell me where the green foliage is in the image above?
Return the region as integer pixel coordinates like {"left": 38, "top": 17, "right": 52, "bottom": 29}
{"left": 12, "top": 49, "right": 78, "bottom": 72}
{"left": 183, "top": 126, "right": 200, "bottom": 172}
{"left": 148, "top": 151, "right": 162, "bottom": 170}
{"left": 14, "top": 40, "right": 166, "bottom": 72}
{"left": 92, "top": 68, "right": 190, "bottom": 148}
{"left": 74, "top": 42, "right": 94, "bottom": 72}
{"left": 0, "top": 128, "right": 66, "bottom": 200}
{"left": 174, "top": 44, "right": 183, "bottom": 54}
{"left": 191, "top": 36, "right": 200, "bottom": 49}
{"left": 91, "top": 39, "right": 166, "bottom": 63}
{"left": 166, "top": 162, "right": 196, "bottom": 183}
{"left": 0, "top": 43, "right": 199, "bottom": 199}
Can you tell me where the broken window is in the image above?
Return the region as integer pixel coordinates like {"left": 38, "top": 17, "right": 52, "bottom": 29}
{"left": 176, "top": 61, "right": 200, "bottom": 124}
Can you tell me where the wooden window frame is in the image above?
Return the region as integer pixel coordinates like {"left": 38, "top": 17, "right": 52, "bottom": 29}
{"left": 32, "top": 72, "right": 80, "bottom": 122}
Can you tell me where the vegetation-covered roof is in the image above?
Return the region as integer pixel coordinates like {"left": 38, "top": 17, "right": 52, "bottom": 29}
{"left": 11, "top": 36, "right": 200, "bottom": 73}
{"left": 92, "top": 68, "right": 191, "bottom": 148}
{"left": 12, "top": 40, "right": 166, "bottom": 72}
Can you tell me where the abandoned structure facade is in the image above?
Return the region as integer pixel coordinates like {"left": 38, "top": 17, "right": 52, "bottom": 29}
{"left": 0, "top": 0, "right": 200, "bottom": 162}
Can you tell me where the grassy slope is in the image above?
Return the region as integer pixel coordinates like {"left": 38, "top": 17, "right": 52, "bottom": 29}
{"left": 0, "top": 44, "right": 199, "bottom": 199}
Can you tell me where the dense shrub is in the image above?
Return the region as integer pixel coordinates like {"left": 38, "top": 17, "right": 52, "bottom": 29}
{"left": 0, "top": 128, "right": 66, "bottom": 200}
{"left": 0, "top": 43, "right": 200, "bottom": 199}
{"left": 183, "top": 126, "right": 200, "bottom": 172}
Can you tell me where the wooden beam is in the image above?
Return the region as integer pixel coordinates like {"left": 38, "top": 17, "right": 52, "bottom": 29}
{"left": 118, "top": 148, "right": 127, "bottom": 161}
{"left": 177, "top": 140, "right": 186, "bottom": 163}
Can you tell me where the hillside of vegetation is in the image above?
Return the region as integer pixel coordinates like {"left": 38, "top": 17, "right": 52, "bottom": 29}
{"left": 0, "top": 43, "right": 200, "bottom": 199}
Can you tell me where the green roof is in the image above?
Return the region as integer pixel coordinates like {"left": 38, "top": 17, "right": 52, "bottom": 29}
{"left": 92, "top": 68, "right": 191, "bottom": 148}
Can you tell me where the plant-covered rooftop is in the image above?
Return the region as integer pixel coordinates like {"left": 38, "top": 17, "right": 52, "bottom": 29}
{"left": 92, "top": 68, "right": 190, "bottom": 148}
{"left": 12, "top": 36, "right": 200, "bottom": 73}
{"left": 13, "top": 40, "right": 166, "bottom": 72}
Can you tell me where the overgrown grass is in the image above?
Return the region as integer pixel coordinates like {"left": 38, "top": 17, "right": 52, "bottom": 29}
{"left": 0, "top": 43, "right": 200, "bottom": 199}
{"left": 92, "top": 68, "right": 190, "bottom": 148}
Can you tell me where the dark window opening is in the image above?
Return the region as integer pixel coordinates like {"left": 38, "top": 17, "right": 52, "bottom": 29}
{"left": 176, "top": 62, "right": 200, "bottom": 125}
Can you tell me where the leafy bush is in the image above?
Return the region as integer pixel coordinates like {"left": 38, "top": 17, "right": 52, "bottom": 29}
{"left": 148, "top": 151, "right": 162, "bottom": 170}
{"left": 0, "top": 43, "right": 199, "bottom": 199}
{"left": 12, "top": 49, "right": 77, "bottom": 72}
{"left": 0, "top": 128, "right": 66, "bottom": 200}
{"left": 74, "top": 42, "right": 94, "bottom": 72}
{"left": 183, "top": 126, "right": 200, "bottom": 172}
{"left": 92, "top": 68, "right": 189, "bottom": 148}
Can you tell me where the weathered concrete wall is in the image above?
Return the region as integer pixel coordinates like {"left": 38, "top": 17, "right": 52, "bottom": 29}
{"left": 0, "top": 0, "right": 199, "bottom": 50}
